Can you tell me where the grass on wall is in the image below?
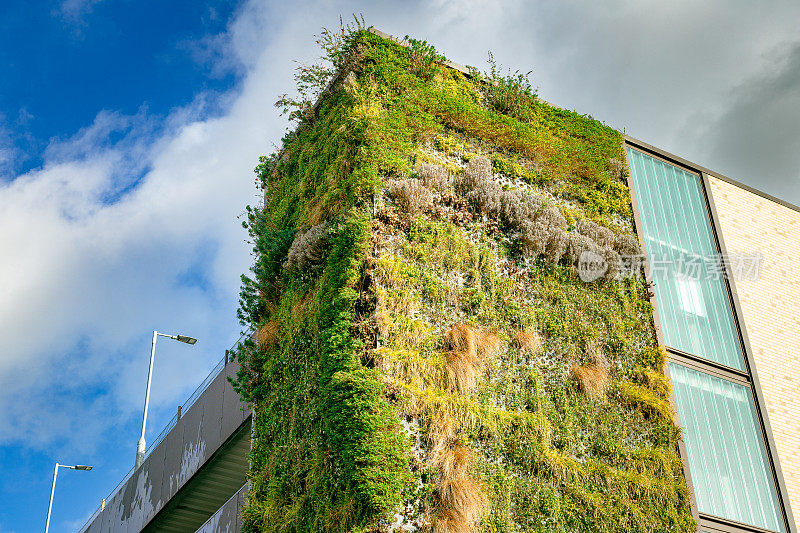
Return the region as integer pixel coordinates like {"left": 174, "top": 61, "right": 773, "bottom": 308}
{"left": 233, "top": 26, "right": 695, "bottom": 533}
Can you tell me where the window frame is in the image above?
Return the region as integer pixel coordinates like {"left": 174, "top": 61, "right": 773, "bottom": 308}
{"left": 623, "top": 137, "right": 796, "bottom": 533}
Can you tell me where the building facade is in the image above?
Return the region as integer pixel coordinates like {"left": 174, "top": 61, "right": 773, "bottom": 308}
{"left": 77, "top": 30, "right": 800, "bottom": 532}
{"left": 625, "top": 138, "right": 800, "bottom": 533}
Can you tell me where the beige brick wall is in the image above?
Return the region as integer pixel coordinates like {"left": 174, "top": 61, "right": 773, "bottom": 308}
{"left": 708, "top": 176, "right": 800, "bottom": 528}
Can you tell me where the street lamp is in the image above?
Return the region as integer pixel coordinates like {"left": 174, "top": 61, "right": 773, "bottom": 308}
{"left": 45, "top": 463, "right": 93, "bottom": 533}
{"left": 135, "top": 331, "right": 197, "bottom": 469}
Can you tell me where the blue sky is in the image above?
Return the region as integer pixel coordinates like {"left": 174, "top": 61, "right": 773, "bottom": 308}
{"left": 0, "top": 0, "right": 242, "bottom": 177}
{"left": 0, "top": 1, "right": 264, "bottom": 530}
{"left": 1, "top": 1, "right": 799, "bottom": 531}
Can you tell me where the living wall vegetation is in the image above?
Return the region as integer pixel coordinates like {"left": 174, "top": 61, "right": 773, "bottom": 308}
{"left": 233, "top": 25, "right": 696, "bottom": 533}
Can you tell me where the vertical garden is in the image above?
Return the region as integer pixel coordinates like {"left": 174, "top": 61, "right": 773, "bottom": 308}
{"left": 233, "top": 25, "right": 696, "bottom": 533}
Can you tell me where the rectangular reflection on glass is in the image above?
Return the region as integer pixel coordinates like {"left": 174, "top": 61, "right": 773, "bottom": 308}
{"left": 627, "top": 147, "right": 743, "bottom": 370}
{"left": 670, "top": 363, "right": 783, "bottom": 531}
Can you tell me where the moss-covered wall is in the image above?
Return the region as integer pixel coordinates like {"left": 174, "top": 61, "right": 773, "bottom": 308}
{"left": 234, "top": 29, "right": 696, "bottom": 533}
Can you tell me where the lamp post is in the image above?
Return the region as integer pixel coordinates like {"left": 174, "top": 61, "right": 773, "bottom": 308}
{"left": 135, "top": 330, "right": 197, "bottom": 469}
{"left": 45, "top": 463, "right": 92, "bottom": 533}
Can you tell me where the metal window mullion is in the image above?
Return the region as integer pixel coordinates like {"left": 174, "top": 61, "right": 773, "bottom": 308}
{"left": 666, "top": 163, "right": 705, "bottom": 357}
{"left": 681, "top": 167, "right": 723, "bottom": 364}
{"left": 624, "top": 143, "right": 702, "bottom": 530}
{"left": 700, "top": 514, "right": 787, "bottom": 533}
{"left": 690, "top": 366, "right": 721, "bottom": 512}
{"left": 721, "top": 378, "right": 759, "bottom": 525}
{"left": 666, "top": 348, "right": 750, "bottom": 386}
{"left": 696, "top": 174, "right": 752, "bottom": 373}
{"left": 643, "top": 151, "right": 689, "bottom": 350}
{"left": 732, "top": 385, "right": 773, "bottom": 529}
{"left": 688, "top": 173, "right": 742, "bottom": 369}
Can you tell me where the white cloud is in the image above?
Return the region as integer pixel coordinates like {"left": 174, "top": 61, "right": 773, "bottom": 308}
{"left": 0, "top": 1, "right": 301, "bottom": 454}
{"left": 58, "top": 0, "right": 104, "bottom": 23}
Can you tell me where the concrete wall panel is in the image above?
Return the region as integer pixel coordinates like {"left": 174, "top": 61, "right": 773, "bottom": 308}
{"left": 160, "top": 415, "right": 186, "bottom": 502}
{"left": 81, "top": 361, "right": 252, "bottom": 532}
{"left": 172, "top": 392, "right": 207, "bottom": 493}
{"left": 84, "top": 509, "right": 103, "bottom": 533}
{"left": 236, "top": 483, "right": 249, "bottom": 531}
{"left": 120, "top": 450, "right": 163, "bottom": 532}
{"left": 126, "top": 458, "right": 163, "bottom": 529}
{"left": 140, "top": 438, "right": 166, "bottom": 526}
{"left": 199, "top": 371, "right": 225, "bottom": 456}
{"left": 103, "top": 491, "right": 126, "bottom": 533}
{"left": 98, "top": 494, "right": 112, "bottom": 532}
{"left": 193, "top": 486, "right": 241, "bottom": 533}
{"left": 117, "top": 464, "right": 140, "bottom": 533}
{"left": 222, "top": 362, "right": 246, "bottom": 438}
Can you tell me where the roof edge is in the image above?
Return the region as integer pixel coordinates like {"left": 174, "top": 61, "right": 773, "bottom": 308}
{"left": 367, "top": 27, "right": 473, "bottom": 76}
{"left": 301, "top": 27, "right": 800, "bottom": 214}
{"left": 624, "top": 134, "right": 800, "bottom": 213}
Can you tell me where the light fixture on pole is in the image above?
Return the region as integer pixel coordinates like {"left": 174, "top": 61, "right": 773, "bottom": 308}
{"left": 45, "top": 463, "right": 93, "bottom": 533}
{"left": 135, "top": 330, "right": 197, "bottom": 469}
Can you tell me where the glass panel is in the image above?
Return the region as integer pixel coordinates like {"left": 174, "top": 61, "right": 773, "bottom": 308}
{"left": 627, "top": 147, "right": 744, "bottom": 370}
{"left": 670, "top": 363, "right": 783, "bottom": 531}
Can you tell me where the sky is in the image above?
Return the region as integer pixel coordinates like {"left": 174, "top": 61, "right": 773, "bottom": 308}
{"left": 1, "top": 0, "right": 799, "bottom": 531}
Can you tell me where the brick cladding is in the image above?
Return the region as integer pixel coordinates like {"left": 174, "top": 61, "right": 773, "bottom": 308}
{"left": 708, "top": 176, "right": 800, "bottom": 528}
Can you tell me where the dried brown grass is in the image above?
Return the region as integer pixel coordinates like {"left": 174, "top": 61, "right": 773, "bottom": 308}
{"left": 571, "top": 341, "right": 610, "bottom": 398}
{"left": 444, "top": 324, "right": 502, "bottom": 359}
{"left": 513, "top": 327, "right": 543, "bottom": 354}
{"left": 428, "top": 444, "right": 487, "bottom": 533}
{"left": 445, "top": 349, "right": 482, "bottom": 393}
{"left": 477, "top": 330, "right": 503, "bottom": 359}
{"left": 427, "top": 326, "right": 495, "bottom": 532}
{"left": 427, "top": 409, "right": 458, "bottom": 461}
{"left": 291, "top": 293, "right": 314, "bottom": 321}
{"left": 570, "top": 363, "right": 609, "bottom": 399}
{"left": 444, "top": 323, "right": 477, "bottom": 355}
{"left": 255, "top": 320, "right": 280, "bottom": 349}
{"left": 431, "top": 445, "right": 488, "bottom": 533}
{"left": 433, "top": 477, "right": 487, "bottom": 533}
{"left": 585, "top": 340, "right": 607, "bottom": 367}
{"left": 432, "top": 444, "right": 471, "bottom": 480}
{"left": 444, "top": 324, "right": 502, "bottom": 392}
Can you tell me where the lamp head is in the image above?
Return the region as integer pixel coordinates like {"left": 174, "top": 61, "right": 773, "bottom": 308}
{"left": 73, "top": 465, "right": 93, "bottom": 471}
{"left": 175, "top": 335, "right": 197, "bottom": 345}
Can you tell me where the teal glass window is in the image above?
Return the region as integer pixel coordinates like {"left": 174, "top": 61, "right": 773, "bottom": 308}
{"left": 627, "top": 147, "right": 744, "bottom": 370}
{"left": 628, "top": 145, "right": 786, "bottom": 531}
{"left": 671, "top": 364, "right": 783, "bottom": 531}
